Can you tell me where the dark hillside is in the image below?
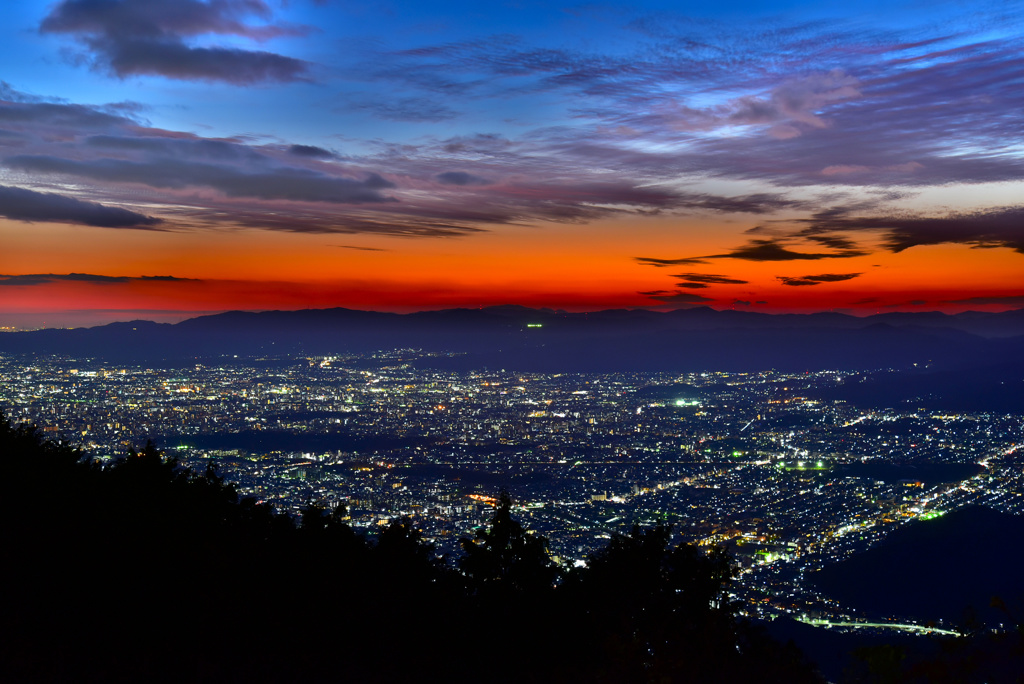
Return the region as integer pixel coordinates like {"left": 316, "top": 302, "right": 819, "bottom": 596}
{"left": 811, "top": 506, "right": 1024, "bottom": 626}
{"left": 0, "top": 413, "right": 820, "bottom": 683}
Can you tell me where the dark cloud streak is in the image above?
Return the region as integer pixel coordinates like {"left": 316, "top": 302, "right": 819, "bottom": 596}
{"left": 777, "top": 272, "right": 862, "bottom": 286}
{"left": 5, "top": 155, "right": 396, "bottom": 204}
{"left": 40, "top": 0, "right": 310, "bottom": 84}
{"left": 637, "top": 239, "right": 866, "bottom": 267}
{"left": 437, "top": 171, "right": 492, "bottom": 186}
{"left": 671, "top": 272, "right": 749, "bottom": 284}
{"left": 0, "top": 184, "right": 161, "bottom": 228}
{"left": 0, "top": 273, "right": 196, "bottom": 286}
{"left": 798, "top": 206, "right": 1024, "bottom": 254}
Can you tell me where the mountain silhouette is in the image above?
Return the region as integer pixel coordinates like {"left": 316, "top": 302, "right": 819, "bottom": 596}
{"left": 2, "top": 306, "right": 1023, "bottom": 374}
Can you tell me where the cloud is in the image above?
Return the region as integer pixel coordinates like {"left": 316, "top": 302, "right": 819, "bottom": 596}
{"left": 635, "top": 257, "right": 709, "bottom": 267}
{"left": 722, "top": 239, "right": 867, "bottom": 261}
{"left": 3, "top": 86, "right": 710, "bottom": 234}
{"left": 335, "top": 7, "right": 1024, "bottom": 202}
{"left": 777, "top": 272, "right": 862, "bottom": 286}
{"left": 798, "top": 206, "right": 1024, "bottom": 254}
{"left": 675, "top": 193, "right": 808, "bottom": 214}
{"left": 671, "top": 272, "right": 749, "bottom": 285}
{"left": 288, "top": 144, "right": 336, "bottom": 159}
{"left": 174, "top": 205, "right": 485, "bottom": 237}
{"left": 5, "top": 155, "right": 396, "bottom": 204}
{"left": 7, "top": 6, "right": 1024, "bottom": 250}
{"left": 0, "top": 273, "right": 196, "bottom": 286}
{"left": 804, "top": 234, "right": 860, "bottom": 250}
{"left": 39, "top": 0, "right": 310, "bottom": 84}
{"left": 0, "top": 184, "right": 162, "bottom": 228}
{"left": 726, "top": 70, "right": 862, "bottom": 132}
{"left": 641, "top": 290, "right": 714, "bottom": 305}
{"left": 436, "top": 171, "right": 493, "bottom": 186}
{"left": 83, "top": 135, "right": 264, "bottom": 162}
{"left": 335, "top": 245, "right": 387, "bottom": 251}
{"left": 946, "top": 294, "right": 1024, "bottom": 307}
{"left": 0, "top": 98, "right": 134, "bottom": 131}
{"left": 638, "top": 239, "right": 866, "bottom": 267}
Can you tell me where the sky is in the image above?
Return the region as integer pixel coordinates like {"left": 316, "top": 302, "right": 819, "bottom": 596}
{"left": 1, "top": 0, "right": 1023, "bottom": 329}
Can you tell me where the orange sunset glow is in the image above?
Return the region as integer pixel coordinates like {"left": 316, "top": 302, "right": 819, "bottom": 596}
{"left": 1, "top": 1, "right": 1023, "bottom": 328}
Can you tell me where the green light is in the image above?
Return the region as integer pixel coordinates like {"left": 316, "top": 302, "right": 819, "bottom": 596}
{"left": 526, "top": 323, "right": 543, "bottom": 328}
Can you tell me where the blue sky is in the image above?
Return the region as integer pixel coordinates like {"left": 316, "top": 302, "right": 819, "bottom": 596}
{"left": 1, "top": 0, "right": 1023, "bottom": 327}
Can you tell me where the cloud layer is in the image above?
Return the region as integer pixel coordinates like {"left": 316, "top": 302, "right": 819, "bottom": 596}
{"left": 1, "top": 2, "right": 1022, "bottom": 318}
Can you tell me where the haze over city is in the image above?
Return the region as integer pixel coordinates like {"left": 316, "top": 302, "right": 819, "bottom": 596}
{"left": 1, "top": 0, "right": 1023, "bottom": 329}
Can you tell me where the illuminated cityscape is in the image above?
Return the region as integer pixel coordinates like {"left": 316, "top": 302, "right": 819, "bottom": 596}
{"left": 3, "top": 349, "right": 1020, "bottom": 634}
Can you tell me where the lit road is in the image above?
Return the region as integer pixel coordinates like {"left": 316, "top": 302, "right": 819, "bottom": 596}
{"left": 799, "top": 616, "right": 960, "bottom": 636}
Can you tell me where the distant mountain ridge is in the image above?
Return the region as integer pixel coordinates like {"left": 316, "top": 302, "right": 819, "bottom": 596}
{"left": 2, "top": 306, "right": 1024, "bottom": 374}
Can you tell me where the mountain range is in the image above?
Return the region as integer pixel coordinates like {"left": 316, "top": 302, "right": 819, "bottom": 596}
{"left": 2, "top": 306, "right": 1024, "bottom": 378}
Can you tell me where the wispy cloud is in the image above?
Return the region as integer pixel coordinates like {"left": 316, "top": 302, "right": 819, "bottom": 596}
{"left": 636, "top": 238, "right": 866, "bottom": 267}
{"left": 777, "top": 272, "right": 862, "bottom": 287}
{"left": 347, "top": 96, "right": 459, "bottom": 123}
{"left": 671, "top": 273, "right": 749, "bottom": 285}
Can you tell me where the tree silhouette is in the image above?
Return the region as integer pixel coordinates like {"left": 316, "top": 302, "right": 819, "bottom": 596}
{"left": 459, "top": 490, "right": 558, "bottom": 595}
{"left": 0, "top": 411, "right": 825, "bottom": 683}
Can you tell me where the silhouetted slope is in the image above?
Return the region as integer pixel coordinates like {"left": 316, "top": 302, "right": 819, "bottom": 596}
{"left": 0, "top": 413, "right": 821, "bottom": 683}
{"left": 813, "top": 358, "right": 1024, "bottom": 412}
{"left": 810, "top": 506, "right": 1024, "bottom": 626}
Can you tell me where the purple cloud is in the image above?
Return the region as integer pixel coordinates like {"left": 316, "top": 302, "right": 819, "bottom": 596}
{"left": 40, "top": 0, "right": 310, "bottom": 84}
{"left": 288, "top": 144, "right": 336, "bottom": 159}
{"left": 5, "top": 155, "right": 396, "bottom": 204}
{"left": 0, "top": 184, "right": 161, "bottom": 228}
{"left": 437, "top": 171, "right": 493, "bottom": 186}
